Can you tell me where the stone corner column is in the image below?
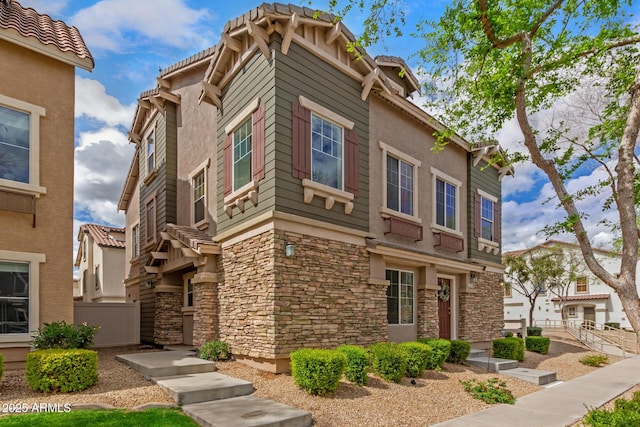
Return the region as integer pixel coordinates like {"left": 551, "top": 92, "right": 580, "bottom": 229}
{"left": 192, "top": 272, "right": 220, "bottom": 347}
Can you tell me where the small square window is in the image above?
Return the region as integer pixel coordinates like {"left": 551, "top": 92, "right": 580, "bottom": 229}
{"left": 567, "top": 306, "right": 577, "bottom": 318}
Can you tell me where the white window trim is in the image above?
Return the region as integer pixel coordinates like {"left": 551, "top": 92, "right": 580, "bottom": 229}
{"left": 567, "top": 306, "right": 577, "bottom": 318}
{"left": 379, "top": 141, "right": 422, "bottom": 224}
{"left": 576, "top": 276, "right": 589, "bottom": 294}
{"left": 0, "top": 94, "right": 47, "bottom": 197}
{"left": 0, "top": 250, "right": 45, "bottom": 344}
{"left": 224, "top": 97, "right": 260, "bottom": 135}
{"left": 189, "top": 158, "right": 211, "bottom": 229}
{"left": 143, "top": 122, "right": 157, "bottom": 184}
{"left": 387, "top": 268, "right": 415, "bottom": 326}
{"left": 431, "top": 167, "right": 462, "bottom": 237}
{"left": 130, "top": 221, "right": 140, "bottom": 260}
{"left": 298, "top": 96, "right": 354, "bottom": 130}
{"left": 477, "top": 189, "right": 499, "bottom": 253}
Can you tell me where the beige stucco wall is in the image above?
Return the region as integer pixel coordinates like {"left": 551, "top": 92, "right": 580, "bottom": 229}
{"left": 170, "top": 68, "right": 218, "bottom": 233}
{"left": 369, "top": 95, "right": 468, "bottom": 258}
{"left": 0, "top": 40, "right": 76, "bottom": 361}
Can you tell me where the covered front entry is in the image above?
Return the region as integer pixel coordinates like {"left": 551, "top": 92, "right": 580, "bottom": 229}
{"left": 182, "top": 272, "right": 195, "bottom": 346}
{"left": 438, "top": 277, "right": 452, "bottom": 339}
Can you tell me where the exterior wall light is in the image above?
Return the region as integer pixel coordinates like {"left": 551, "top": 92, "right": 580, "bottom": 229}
{"left": 285, "top": 242, "right": 295, "bottom": 257}
{"left": 145, "top": 280, "right": 153, "bottom": 289}
{"left": 470, "top": 273, "right": 478, "bottom": 283}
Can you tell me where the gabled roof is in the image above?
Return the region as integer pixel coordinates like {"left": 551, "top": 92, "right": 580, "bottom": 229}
{"left": 77, "top": 223, "right": 126, "bottom": 248}
{"left": 551, "top": 294, "right": 610, "bottom": 302}
{"left": 0, "top": 0, "right": 94, "bottom": 71}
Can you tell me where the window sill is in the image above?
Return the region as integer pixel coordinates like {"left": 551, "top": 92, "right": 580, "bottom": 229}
{"left": 224, "top": 180, "right": 259, "bottom": 218}
{"left": 380, "top": 207, "right": 422, "bottom": 225}
{"left": 430, "top": 224, "right": 463, "bottom": 237}
{"left": 478, "top": 237, "right": 500, "bottom": 255}
{"left": 143, "top": 169, "right": 157, "bottom": 186}
{"left": 302, "top": 179, "right": 354, "bottom": 214}
{"left": 195, "top": 219, "right": 209, "bottom": 230}
{"left": 0, "top": 333, "right": 33, "bottom": 344}
{"left": 0, "top": 179, "right": 46, "bottom": 198}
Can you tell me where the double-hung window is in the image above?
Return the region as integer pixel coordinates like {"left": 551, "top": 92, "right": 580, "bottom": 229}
{"left": 387, "top": 156, "right": 413, "bottom": 216}
{"left": 146, "top": 130, "right": 155, "bottom": 174}
{"left": 311, "top": 114, "right": 343, "bottom": 190}
{"left": 131, "top": 224, "right": 139, "bottom": 258}
{"left": 0, "top": 95, "right": 46, "bottom": 195}
{"left": 481, "top": 196, "right": 494, "bottom": 240}
{"left": 386, "top": 269, "right": 414, "bottom": 325}
{"left": 576, "top": 276, "right": 588, "bottom": 293}
{"left": 436, "top": 178, "right": 456, "bottom": 230}
{"left": 233, "top": 118, "right": 252, "bottom": 191}
{"left": 193, "top": 170, "right": 205, "bottom": 224}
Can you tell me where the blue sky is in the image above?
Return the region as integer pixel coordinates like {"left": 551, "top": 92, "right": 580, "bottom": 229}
{"left": 16, "top": 0, "right": 628, "bottom": 265}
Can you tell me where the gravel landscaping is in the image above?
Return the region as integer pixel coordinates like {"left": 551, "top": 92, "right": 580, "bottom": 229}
{"left": 0, "top": 333, "right": 627, "bottom": 426}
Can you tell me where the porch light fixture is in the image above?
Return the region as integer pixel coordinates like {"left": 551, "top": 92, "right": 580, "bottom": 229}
{"left": 145, "top": 280, "right": 153, "bottom": 289}
{"left": 470, "top": 273, "right": 478, "bottom": 283}
{"left": 285, "top": 242, "right": 295, "bottom": 257}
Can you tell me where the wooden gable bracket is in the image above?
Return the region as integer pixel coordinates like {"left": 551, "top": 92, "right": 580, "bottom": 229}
{"left": 181, "top": 247, "right": 199, "bottom": 258}
{"left": 472, "top": 145, "right": 498, "bottom": 167}
{"left": 151, "top": 251, "right": 169, "bottom": 260}
{"left": 128, "top": 131, "right": 141, "bottom": 144}
{"left": 498, "top": 165, "right": 512, "bottom": 181}
{"left": 325, "top": 21, "right": 342, "bottom": 45}
{"left": 247, "top": 20, "right": 271, "bottom": 59}
{"left": 281, "top": 13, "right": 299, "bottom": 55}
{"left": 144, "top": 266, "right": 159, "bottom": 274}
{"left": 157, "top": 89, "right": 181, "bottom": 105}
{"left": 157, "top": 77, "right": 171, "bottom": 89}
{"left": 222, "top": 33, "right": 242, "bottom": 52}
{"left": 149, "top": 96, "right": 164, "bottom": 111}
{"left": 200, "top": 81, "right": 222, "bottom": 108}
{"left": 138, "top": 99, "right": 152, "bottom": 110}
{"left": 361, "top": 68, "right": 379, "bottom": 101}
{"left": 169, "top": 239, "right": 182, "bottom": 249}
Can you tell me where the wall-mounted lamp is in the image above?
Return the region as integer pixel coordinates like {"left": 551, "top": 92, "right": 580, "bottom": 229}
{"left": 145, "top": 280, "right": 153, "bottom": 289}
{"left": 285, "top": 242, "right": 295, "bottom": 257}
{"left": 470, "top": 273, "right": 478, "bottom": 284}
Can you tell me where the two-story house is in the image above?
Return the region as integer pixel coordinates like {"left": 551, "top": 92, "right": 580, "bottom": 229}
{"left": 119, "top": 3, "right": 510, "bottom": 372}
{"left": 504, "top": 240, "right": 640, "bottom": 329}
{"left": 0, "top": 0, "right": 93, "bottom": 366}
{"left": 75, "top": 224, "right": 126, "bottom": 302}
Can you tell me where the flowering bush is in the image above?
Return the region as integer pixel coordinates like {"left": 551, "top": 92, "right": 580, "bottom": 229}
{"left": 460, "top": 377, "right": 515, "bottom": 404}
{"left": 32, "top": 321, "right": 99, "bottom": 350}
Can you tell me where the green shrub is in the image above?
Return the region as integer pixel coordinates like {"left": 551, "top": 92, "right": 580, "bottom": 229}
{"left": 526, "top": 326, "right": 542, "bottom": 337}
{"left": 504, "top": 331, "right": 513, "bottom": 338}
{"left": 337, "top": 345, "right": 368, "bottom": 386}
{"left": 525, "top": 336, "right": 551, "bottom": 354}
{"left": 369, "top": 342, "right": 407, "bottom": 383}
{"left": 199, "top": 341, "right": 231, "bottom": 361}
{"left": 417, "top": 338, "right": 451, "bottom": 370}
{"left": 290, "top": 348, "right": 346, "bottom": 395}
{"left": 460, "top": 377, "right": 515, "bottom": 404}
{"left": 26, "top": 349, "right": 98, "bottom": 393}
{"left": 447, "top": 340, "right": 471, "bottom": 364}
{"left": 604, "top": 322, "right": 621, "bottom": 329}
{"left": 580, "top": 354, "right": 609, "bottom": 367}
{"left": 32, "top": 321, "right": 99, "bottom": 350}
{"left": 493, "top": 337, "right": 525, "bottom": 361}
{"left": 397, "top": 342, "right": 431, "bottom": 378}
{"left": 584, "top": 391, "right": 640, "bottom": 426}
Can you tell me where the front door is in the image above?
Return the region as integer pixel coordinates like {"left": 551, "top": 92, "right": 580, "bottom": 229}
{"left": 583, "top": 306, "right": 596, "bottom": 327}
{"left": 438, "top": 278, "right": 451, "bottom": 339}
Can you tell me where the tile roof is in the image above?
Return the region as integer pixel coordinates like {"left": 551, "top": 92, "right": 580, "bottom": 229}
{"left": 79, "top": 223, "right": 126, "bottom": 249}
{"left": 0, "top": 0, "right": 93, "bottom": 69}
{"left": 551, "top": 294, "right": 610, "bottom": 302}
{"left": 166, "top": 223, "right": 214, "bottom": 250}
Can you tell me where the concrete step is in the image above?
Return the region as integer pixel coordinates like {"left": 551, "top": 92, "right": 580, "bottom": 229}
{"left": 499, "top": 367, "right": 557, "bottom": 385}
{"left": 116, "top": 350, "right": 215, "bottom": 379}
{"left": 154, "top": 372, "right": 254, "bottom": 405}
{"left": 466, "top": 356, "right": 518, "bottom": 372}
{"left": 183, "top": 395, "right": 312, "bottom": 427}
{"left": 468, "top": 349, "right": 487, "bottom": 358}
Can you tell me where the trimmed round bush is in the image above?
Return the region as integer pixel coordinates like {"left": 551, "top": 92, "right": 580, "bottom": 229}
{"left": 526, "top": 336, "right": 551, "bottom": 354}
{"left": 26, "top": 349, "right": 98, "bottom": 393}
{"left": 199, "top": 340, "right": 231, "bottom": 361}
{"left": 493, "top": 337, "right": 525, "bottom": 361}
{"left": 398, "top": 342, "right": 431, "bottom": 378}
{"left": 369, "top": 342, "right": 407, "bottom": 383}
{"left": 418, "top": 338, "right": 451, "bottom": 370}
{"left": 526, "top": 326, "right": 542, "bottom": 337}
{"left": 290, "top": 348, "right": 346, "bottom": 395}
{"left": 337, "top": 345, "right": 369, "bottom": 386}
{"left": 447, "top": 340, "right": 471, "bottom": 364}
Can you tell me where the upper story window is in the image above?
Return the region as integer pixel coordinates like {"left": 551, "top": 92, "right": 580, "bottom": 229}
{"left": 146, "top": 130, "right": 155, "bottom": 174}
{"left": 233, "top": 118, "right": 252, "bottom": 191}
{"left": 145, "top": 198, "right": 156, "bottom": 244}
{"left": 193, "top": 170, "right": 205, "bottom": 223}
{"left": 131, "top": 224, "right": 139, "bottom": 258}
{"left": 95, "top": 265, "right": 100, "bottom": 290}
{"left": 387, "top": 156, "right": 413, "bottom": 215}
{"left": 386, "top": 269, "right": 414, "bottom": 325}
{"left": 475, "top": 190, "right": 500, "bottom": 254}
{"left": 576, "top": 276, "right": 588, "bottom": 293}
{"left": 0, "top": 95, "right": 46, "bottom": 196}
{"left": 311, "top": 114, "right": 343, "bottom": 190}
{"left": 431, "top": 167, "right": 461, "bottom": 234}
{"left": 481, "top": 197, "right": 494, "bottom": 240}
{"left": 504, "top": 282, "right": 512, "bottom": 297}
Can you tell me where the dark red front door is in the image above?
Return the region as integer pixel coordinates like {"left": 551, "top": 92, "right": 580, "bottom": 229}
{"left": 438, "top": 278, "right": 451, "bottom": 339}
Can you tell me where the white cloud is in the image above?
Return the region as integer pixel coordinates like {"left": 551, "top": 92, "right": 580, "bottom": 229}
{"left": 18, "top": 0, "right": 68, "bottom": 15}
{"left": 75, "top": 76, "right": 136, "bottom": 128}
{"left": 69, "top": 0, "right": 215, "bottom": 53}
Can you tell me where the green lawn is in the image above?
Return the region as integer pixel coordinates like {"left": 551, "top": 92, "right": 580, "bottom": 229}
{"left": 0, "top": 408, "right": 198, "bottom": 426}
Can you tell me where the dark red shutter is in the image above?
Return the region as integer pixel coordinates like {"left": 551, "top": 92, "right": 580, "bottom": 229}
{"left": 474, "top": 192, "right": 481, "bottom": 238}
{"left": 223, "top": 134, "right": 232, "bottom": 196}
{"left": 291, "top": 103, "right": 311, "bottom": 179}
{"left": 494, "top": 202, "right": 501, "bottom": 243}
{"left": 252, "top": 104, "right": 265, "bottom": 181}
{"left": 344, "top": 129, "right": 359, "bottom": 197}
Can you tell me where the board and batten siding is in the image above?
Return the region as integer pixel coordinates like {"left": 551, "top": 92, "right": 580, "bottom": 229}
{"left": 272, "top": 40, "right": 370, "bottom": 231}
{"left": 215, "top": 47, "right": 277, "bottom": 233}
{"left": 467, "top": 156, "right": 502, "bottom": 264}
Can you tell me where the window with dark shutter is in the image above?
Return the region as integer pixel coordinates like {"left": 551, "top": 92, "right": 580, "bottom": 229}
{"left": 344, "top": 129, "right": 359, "bottom": 197}
{"left": 494, "top": 202, "right": 501, "bottom": 243}
{"left": 252, "top": 104, "right": 265, "bottom": 181}
{"left": 223, "top": 135, "right": 232, "bottom": 196}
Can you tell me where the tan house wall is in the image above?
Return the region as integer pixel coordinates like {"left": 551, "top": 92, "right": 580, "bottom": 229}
{"left": 0, "top": 39, "right": 76, "bottom": 365}
{"left": 369, "top": 95, "right": 468, "bottom": 258}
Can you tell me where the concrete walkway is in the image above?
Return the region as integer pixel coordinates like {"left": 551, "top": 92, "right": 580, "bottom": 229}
{"left": 433, "top": 355, "right": 640, "bottom": 427}
{"left": 116, "top": 350, "right": 311, "bottom": 427}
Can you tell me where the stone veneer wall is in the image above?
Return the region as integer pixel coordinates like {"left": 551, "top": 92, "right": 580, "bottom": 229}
{"left": 218, "top": 230, "right": 387, "bottom": 361}
{"left": 417, "top": 287, "right": 439, "bottom": 338}
{"left": 458, "top": 271, "right": 504, "bottom": 341}
{"left": 192, "top": 280, "right": 219, "bottom": 347}
{"left": 154, "top": 290, "right": 183, "bottom": 345}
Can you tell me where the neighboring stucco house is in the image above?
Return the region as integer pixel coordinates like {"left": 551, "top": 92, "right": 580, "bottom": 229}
{"left": 118, "top": 3, "right": 511, "bottom": 372}
{"left": 75, "top": 224, "right": 126, "bottom": 302}
{"left": 0, "top": 0, "right": 93, "bottom": 366}
{"left": 504, "top": 240, "right": 639, "bottom": 329}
